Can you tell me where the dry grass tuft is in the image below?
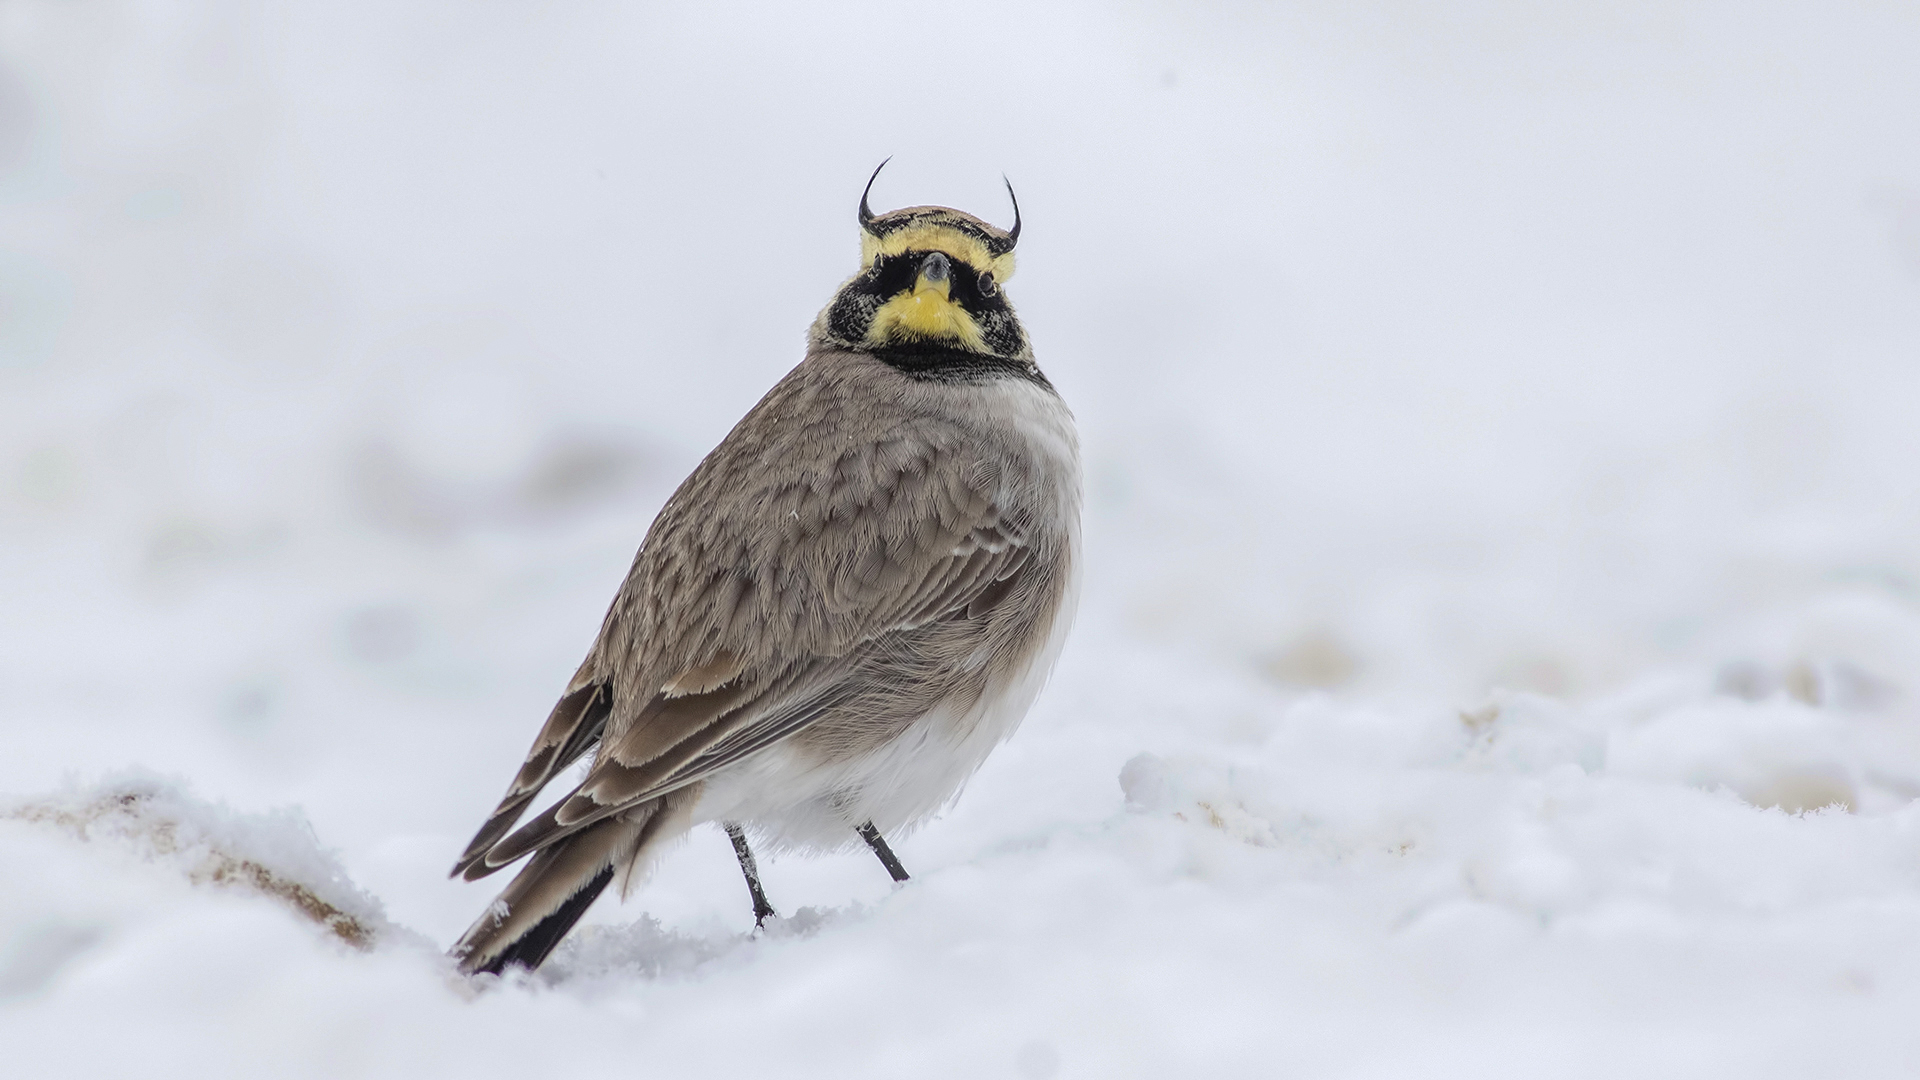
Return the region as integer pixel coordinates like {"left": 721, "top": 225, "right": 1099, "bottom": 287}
{"left": 7, "top": 785, "right": 378, "bottom": 949}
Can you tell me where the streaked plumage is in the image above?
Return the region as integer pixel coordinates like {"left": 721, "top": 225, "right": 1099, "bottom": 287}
{"left": 449, "top": 168, "right": 1080, "bottom": 975}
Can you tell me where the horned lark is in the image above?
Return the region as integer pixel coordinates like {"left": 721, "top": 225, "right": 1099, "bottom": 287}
{"left": 449, "top": 164, "right": 1081, "bottom": 975}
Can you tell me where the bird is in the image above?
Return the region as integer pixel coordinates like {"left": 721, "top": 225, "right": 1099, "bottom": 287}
{"left": 447, "top": 163, "right": 1082, "bottom": 976}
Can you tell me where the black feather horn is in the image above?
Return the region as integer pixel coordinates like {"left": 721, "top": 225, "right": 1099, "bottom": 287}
{"left": 858, "top": 158, "right": 891, "bottom": 232}
{"left": 1002, "top": 176, "right": 1021, "bottom": 251}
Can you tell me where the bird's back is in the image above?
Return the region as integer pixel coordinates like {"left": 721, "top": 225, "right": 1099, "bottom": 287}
{"left": 584, "top": 347, "right": 1082, "bottom": 847}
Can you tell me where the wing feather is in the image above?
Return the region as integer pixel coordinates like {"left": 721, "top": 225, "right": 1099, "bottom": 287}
{"left": 450, "top": 681, "right": 609, "bottom": 878}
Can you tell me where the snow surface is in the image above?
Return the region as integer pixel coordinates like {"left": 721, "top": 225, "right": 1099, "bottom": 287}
{"left": 7, "top": 2, "right": 1920, "bottom": 1077}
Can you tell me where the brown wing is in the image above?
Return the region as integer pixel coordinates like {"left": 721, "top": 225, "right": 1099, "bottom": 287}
{"left": 467, "top": 512, "right": 1034, "bottom": 878}
{"left": 448, "top": 676, "right": 608, "bottom": 878}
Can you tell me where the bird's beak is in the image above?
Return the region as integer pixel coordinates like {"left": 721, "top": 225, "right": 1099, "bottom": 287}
{"left": 914, "top": 252, "right": 953, "bottom": 300}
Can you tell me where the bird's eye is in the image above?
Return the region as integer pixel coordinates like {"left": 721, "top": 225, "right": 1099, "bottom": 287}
{"left": 977, "top": 272, "right": 996, "bottom": 297}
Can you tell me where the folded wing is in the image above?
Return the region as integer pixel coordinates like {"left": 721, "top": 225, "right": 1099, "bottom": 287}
{"left": 454, "top": 414, "right": 1041, "bottom": 881}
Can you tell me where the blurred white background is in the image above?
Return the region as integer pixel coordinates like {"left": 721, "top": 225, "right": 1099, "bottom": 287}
{"left": 6, "top": 3, "right": 1920, "bottom": 1076}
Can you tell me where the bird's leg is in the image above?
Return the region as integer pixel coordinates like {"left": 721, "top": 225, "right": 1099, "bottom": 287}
{"left": 856, "top": 821, "right": 910, "bottom": 883}
{"left": 724, "top": 822, "right": 777, "bottom": 928}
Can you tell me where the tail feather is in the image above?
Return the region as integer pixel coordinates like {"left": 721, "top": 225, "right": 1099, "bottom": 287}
{"left": 451, "top": 787, "right": 698, "bottom": 975}
{"left": 452, "top": 815, "right": 641, "bottom": 975}
{"left": 472, "top": 863, "right": 616, "bottom": 976}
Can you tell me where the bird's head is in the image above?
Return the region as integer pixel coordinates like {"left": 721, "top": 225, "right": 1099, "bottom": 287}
{"left": 813, "top": 162, "right": 1031, "bottom": 365}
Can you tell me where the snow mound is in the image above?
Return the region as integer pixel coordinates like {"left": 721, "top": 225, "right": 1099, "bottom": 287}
{"left": 1114, "top": 685, "right": 1920, "bottom": 940}
{"left": 3, "top": 773, "right": 396, "bottom": 950}
{"left": 537, "top": 905, "right": 854, "bottom": 991}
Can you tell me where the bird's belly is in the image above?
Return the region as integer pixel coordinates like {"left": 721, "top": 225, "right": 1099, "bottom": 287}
{"left": 690, "top": 580, "right": 1076, "bottom": 853}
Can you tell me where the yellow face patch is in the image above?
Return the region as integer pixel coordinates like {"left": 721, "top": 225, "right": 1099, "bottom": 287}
{"left": 860, "top": 222, "right": 1016, "bottom": 283}
{"left": 865, "top": 268, "right": 987, "bottom": 350}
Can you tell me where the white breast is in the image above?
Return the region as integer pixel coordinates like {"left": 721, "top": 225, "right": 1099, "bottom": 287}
{"left": 973, "top": 376, "right": 1083, "bottom": 526}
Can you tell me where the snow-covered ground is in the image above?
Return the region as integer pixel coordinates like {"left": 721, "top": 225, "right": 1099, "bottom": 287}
{"left": 7, "top": 2, "right": 1920, "bottom": 1076}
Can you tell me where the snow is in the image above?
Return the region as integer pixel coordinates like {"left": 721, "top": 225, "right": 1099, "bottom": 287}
{"left": 7, "top": 1, "right": 1920, "bottom": 1076}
